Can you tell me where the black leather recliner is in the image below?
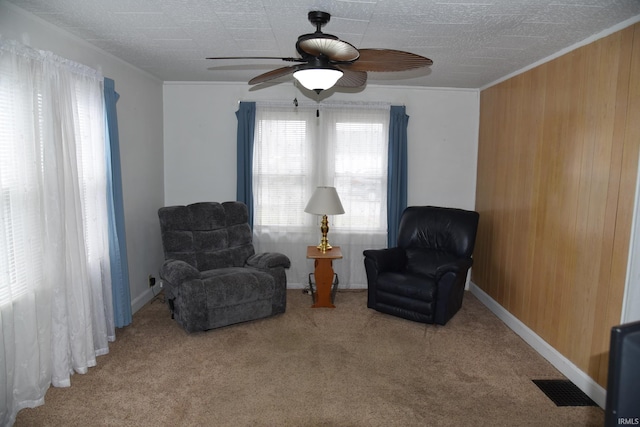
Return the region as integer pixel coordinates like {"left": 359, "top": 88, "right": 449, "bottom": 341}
{"left": 363, "top": 206, "right": 479, "bottom": 325}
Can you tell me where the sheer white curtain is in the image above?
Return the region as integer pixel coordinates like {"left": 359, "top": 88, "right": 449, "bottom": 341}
{"left": 1, "top": 38, "right": 114, "bottom": 426}
{"left": 252, "top": 102, "right": 389, "bottom": 288}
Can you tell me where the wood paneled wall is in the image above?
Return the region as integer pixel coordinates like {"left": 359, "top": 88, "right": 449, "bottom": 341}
{"left": 474, "top": 22, "right": 640, "bottom": 387}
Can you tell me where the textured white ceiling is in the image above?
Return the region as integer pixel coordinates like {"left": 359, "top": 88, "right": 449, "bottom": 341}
{"left": 7, "top": 0, "right": 640, "bottom": 88}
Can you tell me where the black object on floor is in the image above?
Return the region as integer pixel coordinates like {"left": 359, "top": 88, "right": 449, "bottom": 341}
{"left": 532, "top": 379, "right": 598, "bottom": 407}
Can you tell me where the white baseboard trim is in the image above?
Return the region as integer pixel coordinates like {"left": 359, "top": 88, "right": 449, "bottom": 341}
{"left": 131, "top": 284, "right": 162, "bottom": 314}
{"left": 469, "top": 282, "right": 607, "bottom": 408}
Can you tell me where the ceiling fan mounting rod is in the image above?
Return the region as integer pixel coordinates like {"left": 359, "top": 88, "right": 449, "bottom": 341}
{"left": 308, "top": 11, "right": 331, "bottom": 32}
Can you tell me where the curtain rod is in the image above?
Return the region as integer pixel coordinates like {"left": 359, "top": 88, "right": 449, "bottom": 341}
{"left": 1, "top": 36, "right": 103, "bottom": 80}
{"left": 246, "top": 100, "right": 392, "bottom": 110}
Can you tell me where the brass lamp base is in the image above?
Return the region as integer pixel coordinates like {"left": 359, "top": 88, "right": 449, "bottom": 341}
{"left": 317, "top": 241, "right": 333, "bottom": 253}
{"left": 316, "top": 214, "right": 333, "bottom": 253}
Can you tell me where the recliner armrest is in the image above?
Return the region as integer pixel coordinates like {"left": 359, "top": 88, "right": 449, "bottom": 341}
{"left": 246, "top": 252, "right": 291, "bottom": 270}
{"left": 160, "top": 259, "right": 201, "bottom": 286}
{"left": 434, "top": 258, "right": 473, "bottom": 280}
{"left": 363, "top": 247, "right": 407, "bottom": 273}
{"left": 433, "top": 258, "right": 473, "bottom": 325}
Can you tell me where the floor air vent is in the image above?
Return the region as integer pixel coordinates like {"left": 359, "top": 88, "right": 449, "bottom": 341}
{"left": 532, "top": 379, "right": 598, "bottom": 407}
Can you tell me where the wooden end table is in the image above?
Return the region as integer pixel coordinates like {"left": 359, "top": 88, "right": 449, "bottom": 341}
{"left": 306, "top": 246, "right": 342, "bottom": 308}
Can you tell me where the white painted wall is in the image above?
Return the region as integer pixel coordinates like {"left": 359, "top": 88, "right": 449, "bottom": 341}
{"left": 623, "top": 149, "right": 640, "bottom": 323}
{"left": 1, "top": 1, "right": 166, "bottom": 312}
{"left": 163, "top": 82, "right": 479, "bottom": 210}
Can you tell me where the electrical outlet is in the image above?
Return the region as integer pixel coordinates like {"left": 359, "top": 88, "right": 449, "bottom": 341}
{"left": 148, "top": 274, "right": 156, "bottom": 287}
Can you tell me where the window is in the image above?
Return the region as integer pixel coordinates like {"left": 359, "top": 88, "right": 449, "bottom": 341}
{"left": 332, "top": 121, "right": 387, "bottom": 230}
{"left": 0, "top": 57, "right": 45, "bottom": 305}
{"left": 0, "top": 65, "right": 106, "bottom": 307}
{"left": 253, "top": 114, "right": 312, "bottom": 228}
{"left": 252, "top": 103, "right": 389, "bottom": 287}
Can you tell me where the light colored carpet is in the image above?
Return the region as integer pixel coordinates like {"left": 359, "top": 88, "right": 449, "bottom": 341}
{"left": 15, "top": 290, "right": 604, "bottom": 426}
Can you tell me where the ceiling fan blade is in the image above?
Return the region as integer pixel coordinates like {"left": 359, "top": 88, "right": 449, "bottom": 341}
{"left": 345, "top": 49, "right": 433, "bottom": 72}
{"left": 206, "top": 56, "right": 305, "bottom": 63}
{"left": 334, "top": 68, "right": 367, "bottom": 88}
{"left": 297, "top": 35, "right": 359, "bottom": 62}
{"left": 248, "top": 66, "right": 298, "bottom": 85}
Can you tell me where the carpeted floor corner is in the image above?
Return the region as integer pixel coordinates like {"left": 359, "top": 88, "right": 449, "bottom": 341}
{"left": 15, "top": 290, "right": 604, "bottom": 426}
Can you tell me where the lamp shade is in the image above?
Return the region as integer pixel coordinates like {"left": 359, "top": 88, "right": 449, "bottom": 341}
{"left": 304, "top": 186, "right": 345, "bottom": 215}
{"left": 293, "top": 67, "right": 343, "bottom": 92}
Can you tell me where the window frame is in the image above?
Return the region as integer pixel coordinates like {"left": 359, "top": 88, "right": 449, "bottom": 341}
{"left": 252, "top": 104, "right": 389, "bottom": 235}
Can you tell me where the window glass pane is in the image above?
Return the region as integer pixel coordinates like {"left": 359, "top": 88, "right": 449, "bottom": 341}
{"left": 332, "top": 121, "right": 387, "bottom": 230}
{"left": 254, "top": 117, "right": 312, "bottom": 227}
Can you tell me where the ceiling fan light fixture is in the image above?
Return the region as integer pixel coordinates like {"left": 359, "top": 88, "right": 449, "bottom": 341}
{"left": 293, "top": 67, "right": 343, "bottom": 93}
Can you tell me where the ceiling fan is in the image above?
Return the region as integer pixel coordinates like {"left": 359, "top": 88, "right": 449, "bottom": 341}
{"left": 206, "top": 11, "right": 433, "bottom": 93}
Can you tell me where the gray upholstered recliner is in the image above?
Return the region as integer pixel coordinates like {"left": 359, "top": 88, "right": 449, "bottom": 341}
{"left": 158, "top": 201, "right": 290, "bottom": 332}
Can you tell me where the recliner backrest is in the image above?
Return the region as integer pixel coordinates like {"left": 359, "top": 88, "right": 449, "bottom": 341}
{"left": 397, "top": 206, "right": 479, "bottom": 258}
{"left": 158, "top": 201, "right": 255, "bottom": 271}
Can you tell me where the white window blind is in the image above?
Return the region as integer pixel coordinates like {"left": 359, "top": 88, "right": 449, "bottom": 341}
{"left": 254, "top": 116, "right": 311, "bottom": 228}
{"left": 0, "top": 54, "right": 44, "bottom": 305}
{"left": 332, "top": 121, "right": 387, "bottom": 230}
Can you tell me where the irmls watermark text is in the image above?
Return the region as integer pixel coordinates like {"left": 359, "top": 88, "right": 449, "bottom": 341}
{"left": 618, "top": 418, "right": 640, "bottom": 425}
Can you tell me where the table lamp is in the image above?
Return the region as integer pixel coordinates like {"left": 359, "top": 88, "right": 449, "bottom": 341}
{"left": 304, "top": 186, "right": 345, "bottom": 252}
